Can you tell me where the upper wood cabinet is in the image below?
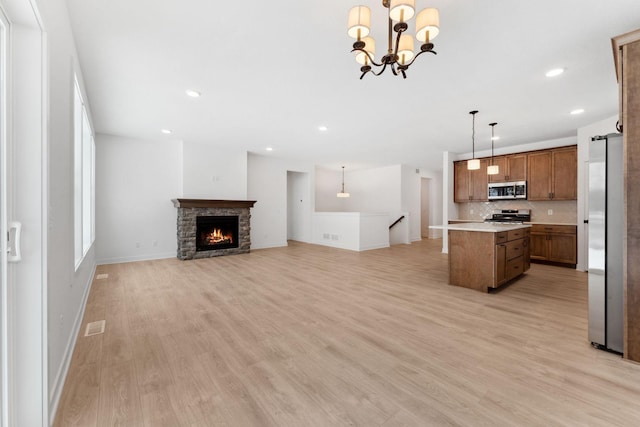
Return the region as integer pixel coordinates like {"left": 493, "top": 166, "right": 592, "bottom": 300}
{"left": 454, "top": 159, "right": 488, "bottom": 202}
{"left": 488, "top": 154, "right": 527, "bottom": 183}
{"left": 527, "top": 146, "right": 577, "bottom": 201}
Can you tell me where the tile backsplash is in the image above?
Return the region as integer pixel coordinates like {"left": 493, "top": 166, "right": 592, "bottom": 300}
{"left": 457, "top": 200, "right": 577, "bottom": 224}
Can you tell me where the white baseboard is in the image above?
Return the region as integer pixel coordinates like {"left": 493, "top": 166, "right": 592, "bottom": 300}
{"left": 48, "top": 262, "right": 97, "bottom": 426}
{"left": 97, "top": 252, "right": 176, "bottom": 265}
{"left": 250, "top": 241, "right": 288, "bottom": 250}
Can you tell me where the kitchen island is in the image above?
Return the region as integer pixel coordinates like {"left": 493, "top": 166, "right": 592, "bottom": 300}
{"left": 433, "top": 223, "right": 531, "bottom": 292}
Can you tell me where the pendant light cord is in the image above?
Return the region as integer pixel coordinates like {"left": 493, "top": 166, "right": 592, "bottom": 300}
{"left": 489, "top": 122, "right": 497, "bottom": 165}
{"left": 470, "top": 110, "right": 478, "bottom": 158}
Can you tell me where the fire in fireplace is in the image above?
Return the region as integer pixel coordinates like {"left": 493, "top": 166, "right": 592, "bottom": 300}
{"left": 196, "top": 216, "right": 239, "bottom": 251}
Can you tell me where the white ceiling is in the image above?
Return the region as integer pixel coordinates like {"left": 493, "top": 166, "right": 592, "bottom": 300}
{"left": 65, "top": 0, "right": 640, "bottom": 172}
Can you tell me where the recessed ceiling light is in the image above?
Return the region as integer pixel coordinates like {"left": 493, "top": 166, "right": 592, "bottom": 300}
{"left": 546, "top": 68, "right": 565, "bottom": 77}
{"left": 570, "top": 108, "right": 585, "bottom": 115}
{"left": 266, "top": 147, "right": 273, "bottom": 151}
{"left": 185, "top": 89, "right": 201, "bottom": 98}
{"left": 161, "top": 129, "right": 172, "bottom": 134}
{"left": 318, "top": 125, "right": 328, "bottom": 132}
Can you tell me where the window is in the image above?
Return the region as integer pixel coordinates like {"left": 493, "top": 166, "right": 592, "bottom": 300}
{"left": 74, "top": 76, "right": 95, "bottom": 268}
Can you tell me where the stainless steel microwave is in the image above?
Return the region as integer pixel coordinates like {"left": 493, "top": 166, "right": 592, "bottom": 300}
{"left": 488, "top": 181, "right": 527, "bottom": 200}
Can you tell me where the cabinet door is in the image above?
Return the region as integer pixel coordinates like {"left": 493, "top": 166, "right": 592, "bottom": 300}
{"left": 548, "top": 234, "right": 577, "bottom": 264}
{"left": 454, "top": 161, "right": 470, "bottom": 203}
{"left": 529, "top": 233, "right": 548, "bottom": 260}
{"left": 495, "top": 243, "right": 507, "bottom": 286}
{"left": 506, "top": 154, "right": 527, "bottom": 181}
{"left": 470, "top": 159, "right": 488, "bottom": 201}
{"left": 551, "top": 147, "right": 577, "bottom": 200}
{"left": 488, "top": 156, "right": 508, "bottom": 182}
{"left": 528, "top": 152, "right": 552, "bottom": 200}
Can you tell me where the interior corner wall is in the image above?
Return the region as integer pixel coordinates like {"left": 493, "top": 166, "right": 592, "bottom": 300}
{"left": 182, "top": 142, "right": 247, "bottom": 199}
{"left": 95, "top": 135, "right": 183, "bottom": 264}
{"left": 576, "top": 115, "right": 618, "bottom": 271}
{"left": 248, "top": 153, "right": 315, "bottom": 249}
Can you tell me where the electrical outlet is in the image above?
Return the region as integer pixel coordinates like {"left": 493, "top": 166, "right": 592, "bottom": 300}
{"left": 153, "top": 240, "right": 158, "bottom": 247}
{"left": 135, "top": 242, "right": 140, "bottom": 248}
{"left": 548, "top": 209, "right": 553, "bottom": 215}
{"left": 323, "top": 233, "right": 330, "bottom": 239}
{"left": 331, "top": 234, "right": 339, "bottom": 241}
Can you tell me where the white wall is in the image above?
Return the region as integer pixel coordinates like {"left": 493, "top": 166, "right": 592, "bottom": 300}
{"left": 32, "top": 0, "right": 100, "bottom": 422}
{"left": 182, "top": 142, "right": 247, "bottom": 199}
{"left": 248, "top": 153, "right": 315, "bottom": 249}
{"left": 576, "top": 115, "right": 618, "bottom": 271}
{"left": 96, "top": 135, "right": 183, "bottom": 263}
{"left": 343, "top": 165, "right": 402, "bottom": 213}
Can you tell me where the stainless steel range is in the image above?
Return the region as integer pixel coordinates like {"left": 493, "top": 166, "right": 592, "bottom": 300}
{"left": 484, "top": 209, "right": 531, "bottom": 224}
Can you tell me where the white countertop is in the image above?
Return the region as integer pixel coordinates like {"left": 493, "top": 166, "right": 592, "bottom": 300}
{"left": 431, "top": 223, "right": 532, "bottom": 233}
{"left": 448, "top": 219, "right": 577, "bottom": 226}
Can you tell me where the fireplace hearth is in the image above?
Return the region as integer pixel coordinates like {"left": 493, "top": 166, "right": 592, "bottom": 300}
{"left": 172, "top": 199, "right": 256, "bottom": 260}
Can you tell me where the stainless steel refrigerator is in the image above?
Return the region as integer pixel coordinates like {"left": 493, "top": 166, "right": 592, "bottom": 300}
{"left": 588, "top": 133, "right": 623, "bottom": 354}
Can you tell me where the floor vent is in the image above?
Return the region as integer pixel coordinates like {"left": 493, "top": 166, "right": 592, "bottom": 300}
{"left": 96, "top": 274, "right": 108, "bottom": 280}
{"left": 85, "top": 320, "right": 106, "bottom": 337}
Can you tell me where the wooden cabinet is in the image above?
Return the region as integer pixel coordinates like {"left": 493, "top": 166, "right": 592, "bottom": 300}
{"left": 529, "top": 224, "right": 577, "bottom": 266}
{"left": 528, "top": 147, "right": 577, "bottom": 200}
{"left": 613, "top": 28, "right": 640, "bottom": 362}
{"left": 488, "top": 154, "right": 527, "bottom": 183}
{"left": 454, "top": 159, "right": 488, "bottom": 202}
{"left": 494, "top": 228, "right": 530, "bottom": 287}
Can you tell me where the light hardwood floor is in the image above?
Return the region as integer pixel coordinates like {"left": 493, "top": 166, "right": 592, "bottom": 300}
{"left": 54, "top": 239, "right": 640, "bottom": 426}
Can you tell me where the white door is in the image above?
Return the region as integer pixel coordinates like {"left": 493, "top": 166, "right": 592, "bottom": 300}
{"left": 0, "top": 1, "right": 47, "bottom": 425}
{"left": 0, "top": 7, "right": 9, "bottom": 425}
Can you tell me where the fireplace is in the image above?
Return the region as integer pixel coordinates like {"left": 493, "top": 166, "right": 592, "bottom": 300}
{"left": 172, "top": 199, "right": 256, "bottom": 260}
{"left": 196, "top": 215, "right": 239, "bottom": 251}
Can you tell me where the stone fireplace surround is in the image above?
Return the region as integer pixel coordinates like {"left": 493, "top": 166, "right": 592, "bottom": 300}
{"left": 172, "top": 199, "right": 256, "bottom": 260}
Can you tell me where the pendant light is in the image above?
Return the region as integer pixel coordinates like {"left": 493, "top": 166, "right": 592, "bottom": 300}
{"left": 467, "top": 110, "right": 480, "bottom": 170}
{"left": 487, "top": 122, "right": 500, "bottom": 175}
{"left": 337, "top": 166, "right": 350, "bottom": 198}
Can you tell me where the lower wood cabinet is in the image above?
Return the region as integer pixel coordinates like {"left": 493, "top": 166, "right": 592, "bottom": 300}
{"left": 495, "top": 229, "right": 530, "bottom": 287}
{"left": 530, "top": 224, "right": 577, "bottom": 266}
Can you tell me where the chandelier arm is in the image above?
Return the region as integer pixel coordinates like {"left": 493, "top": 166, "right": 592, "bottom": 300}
{"left": 402, "top": 48, "right": 437, "bottom": 68}
{"left": 350, "top": 47, "right": 384, "bottom": 67}
{"left": 370, "top": 63, "right": 389, "bottom": 76}
{"left": 391, "top": 62, "right": 398, "bottom": 76}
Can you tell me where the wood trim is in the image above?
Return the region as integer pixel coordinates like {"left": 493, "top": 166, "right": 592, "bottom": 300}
{"left": 172, "top": 199, "right": 257, "bottom": 209}
{"left": 612, "top": 28, "right": 640, "bottom": 82}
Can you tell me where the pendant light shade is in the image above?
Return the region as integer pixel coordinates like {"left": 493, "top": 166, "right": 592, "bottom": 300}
{"left": 416, "top": 8, "right": 440, "bottom": 42}
{"left": 355, "top": 36, "right": 376, "bottom": 65}
{"left": 337, "top": 166, "right": 350, "bottom": 198}
{"left": 348, "top": 6, "right": 371, "bottom": 40}
{"left": 467, "top": 110, "right": 480, "bottom": 170}
{"left": 487, "top": 122, "right": 500, "bottom": 175}
{"left": 397, "top": 34, "right": 415, "bottom": 65}
{"left": 389, "top": 0, "right": 415, "bottom": 23}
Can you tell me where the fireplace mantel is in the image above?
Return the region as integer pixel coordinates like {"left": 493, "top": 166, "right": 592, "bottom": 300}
{"left": 172, "top": 199, "right": 257, "bottom": 209}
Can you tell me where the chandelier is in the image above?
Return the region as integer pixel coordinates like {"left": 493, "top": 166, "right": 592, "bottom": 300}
{"left": 348, "top": 1, "right": 440, "bottom": 79}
